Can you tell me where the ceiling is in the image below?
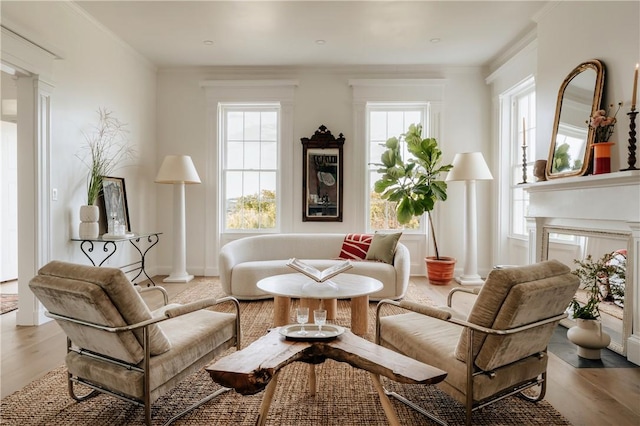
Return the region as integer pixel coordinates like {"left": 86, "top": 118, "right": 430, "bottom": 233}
{"left": 74, "top": 1, "right": 548, "bottom": 68}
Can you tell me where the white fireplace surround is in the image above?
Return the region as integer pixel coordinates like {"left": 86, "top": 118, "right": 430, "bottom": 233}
{"left": 524, "top": 170, "right": 640, "bottom": 365}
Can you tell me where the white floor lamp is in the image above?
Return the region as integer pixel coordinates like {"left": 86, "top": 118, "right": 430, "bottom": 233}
{"left": 155, "top": 155, "right": 201, "bottom": 283}
{"left": 446, "top": 152, "right": 493, "bottom": 286}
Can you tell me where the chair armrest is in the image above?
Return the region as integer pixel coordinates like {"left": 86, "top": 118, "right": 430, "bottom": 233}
{"left": 46, "top": 296, "right": 241, "bottom": 333}
{"left": 446, "top": 287, "right": 480, "bottom": 307}
{"left": 375, "top": 298, "right": 568, "bottom": 344}
{"left": 136, "top": 285, "right": 169, "bottom": 305}
{"left": 163, "top": 296, "right": 239, "bottom": 318}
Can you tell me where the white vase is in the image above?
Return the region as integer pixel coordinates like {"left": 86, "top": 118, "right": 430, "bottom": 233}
{"left": 79, "top": 205, "right": 100, "bottom": 239}
{"left": 567, "top": 318, "right": 611, "bottom": 360}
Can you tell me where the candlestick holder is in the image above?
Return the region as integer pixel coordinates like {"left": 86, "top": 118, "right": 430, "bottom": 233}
{"left": 621, "top": 109, "right": 638, "bottom": 171}
{"left": 518, "top": 144, "right": 528, "bottom": 184}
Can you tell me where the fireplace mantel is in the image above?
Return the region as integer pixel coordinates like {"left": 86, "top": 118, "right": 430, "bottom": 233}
{"left": 524, "top": 170, "right": 640, "bottom": 365}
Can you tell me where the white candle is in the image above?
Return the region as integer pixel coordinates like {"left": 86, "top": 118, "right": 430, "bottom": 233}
{"left": 522, "top": 117, "right": 526, "bottom": 147}
{"left": 632, "top": 63, "right": 638, "bottom": 110}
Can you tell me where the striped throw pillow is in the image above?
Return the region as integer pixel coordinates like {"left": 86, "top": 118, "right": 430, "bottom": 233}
{"left": 338, "top": 233, "right": 373, "bottom": 260}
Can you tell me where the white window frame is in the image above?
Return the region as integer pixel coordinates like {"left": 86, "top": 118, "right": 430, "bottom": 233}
{"left": 219, "top": 103, "right": 280, "bottom": 233}
{"left": 350, "top": 79, "right": 445, "bottom": 273}
{"left": 498, "top": 77, "right": 536, "bottom": 242}
{"left": 201, "top": 80, "right": 297, "bottom": 276}
{"left": 365, "top": 102, "right": 429, "bottom": 234}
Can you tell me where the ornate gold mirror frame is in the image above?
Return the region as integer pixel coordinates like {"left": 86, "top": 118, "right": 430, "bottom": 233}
{"left": 301, "top": 125, "right": 344, "bottom": 222}
{"left": 546, "top": 59, "right": 605, "bottom": 179}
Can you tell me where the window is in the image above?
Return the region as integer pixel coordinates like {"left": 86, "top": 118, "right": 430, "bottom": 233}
{"left": 366, "top": 103, "right": 428, "bottom": 232}
{"left": 220, "top": 104, "right": 279, "bottom": 231}
{"left": 509, "top": 84, "right": 536, "bottom": 238}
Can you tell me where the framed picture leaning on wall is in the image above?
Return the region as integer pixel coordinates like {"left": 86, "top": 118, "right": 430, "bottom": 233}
{"left": 101, "top": 176, "right": 131, "bottom": 233}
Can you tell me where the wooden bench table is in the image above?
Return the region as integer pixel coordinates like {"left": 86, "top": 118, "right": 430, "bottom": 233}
{"left": 206, "top": 328, "right": 447, "bottom": 426}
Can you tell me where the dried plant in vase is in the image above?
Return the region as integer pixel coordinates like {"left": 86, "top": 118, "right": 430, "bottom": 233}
{"left": 75, "top": 108, "right": 135, "bottom": 239}
{"left": 76, "top": 108, "right": 135, "bottom": 206}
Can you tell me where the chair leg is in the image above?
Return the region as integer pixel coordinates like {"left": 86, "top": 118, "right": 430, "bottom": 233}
{"left": 517, "top": 372, "right": 547, "bottom": 402}
{"left": 67, "top": 373, "right": 101, "bottom": 401}
{"left": 382, "top": 386, "right": 448, "bottom": 426}
{"left": 161, "top": 387, "right": 232, "bottom": 426}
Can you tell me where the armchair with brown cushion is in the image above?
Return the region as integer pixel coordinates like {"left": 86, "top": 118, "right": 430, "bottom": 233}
{"left": 375, "top": 260, "right": 579, "bottom": 425}
{"left": 29, "top": 261, "right": 241, "bottom": 425}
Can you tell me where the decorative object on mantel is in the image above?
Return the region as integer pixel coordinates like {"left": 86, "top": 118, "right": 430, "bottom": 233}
{"left": 76, "top": 108, "right": 135, "bottom": 239}
{"left": 446, "top": 152, "right": 493, "bottom": 286}
{"left": 533, "top": 159, "right": 547, "bottom": 181}
{"left": 589, "top": 102, "right": 622, "bottom": 175}
{"left": 518, "top": 117, "right": 528, "bottom": 184}
{"left": 372, "top": 123, "right": 455, "bottom": 285}
{"left": 155, "top": 155, "right": 201, "bottom": 283}
{"left": 566, "top": 252, "right": 624, "bottom": 359}
{"left": 546, "top": 59, "right": 605, "bottom": 180}
{"left": 622, "top": 63, "right": 638, "bottom": 171}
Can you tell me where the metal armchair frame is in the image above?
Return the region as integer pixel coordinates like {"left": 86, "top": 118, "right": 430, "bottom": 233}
{"left": 375, "top": 291, "right": 567, "bottom": 426}
{"left": 46, "top": 286, "right": 241, "bottom": 426}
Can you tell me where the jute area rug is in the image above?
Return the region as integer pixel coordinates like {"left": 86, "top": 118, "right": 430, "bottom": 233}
{"left": 0, "top": 278, "right": 570, "bottom": 425}
{"left": 0, "top": 294, "right": 19, "bottom": 315}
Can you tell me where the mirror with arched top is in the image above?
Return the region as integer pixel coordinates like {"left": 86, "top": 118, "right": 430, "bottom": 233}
{"left": 546, "top": 60, "right": 605, "bottom": 179}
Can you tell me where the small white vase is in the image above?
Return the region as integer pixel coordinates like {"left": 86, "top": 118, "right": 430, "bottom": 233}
{"left": 79, "top": 205, "right": 100, "bottom": 239}
{"left": 567, "top": 318, "right": 611, "bottom": 360}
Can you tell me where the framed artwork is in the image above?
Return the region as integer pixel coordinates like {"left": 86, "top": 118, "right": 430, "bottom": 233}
{"left": 301, "top": 125, "right": 344, "bottom": 222}
{"left": 100, "top": 176, "right": 131, "bottom": 233}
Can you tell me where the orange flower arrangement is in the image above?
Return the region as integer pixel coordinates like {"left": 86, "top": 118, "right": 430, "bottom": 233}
{"left": 589, "top": 102, "right": 622, "bottom": 142}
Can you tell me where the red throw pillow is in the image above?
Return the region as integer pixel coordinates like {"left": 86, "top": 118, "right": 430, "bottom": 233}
{"left": 338, "top": 234, "right": 373, "bottom": 260}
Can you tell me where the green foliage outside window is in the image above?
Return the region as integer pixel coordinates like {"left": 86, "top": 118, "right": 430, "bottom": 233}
{"left": 226, "top": 190, "right": 276, "bottom": 229}
{"left": 369, "top": 191, "right": 419, "bottom": 230}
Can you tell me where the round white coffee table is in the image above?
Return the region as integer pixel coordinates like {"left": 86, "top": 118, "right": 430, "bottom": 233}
{"left": 257, "top": 273, "right": 383, "bottom": 335}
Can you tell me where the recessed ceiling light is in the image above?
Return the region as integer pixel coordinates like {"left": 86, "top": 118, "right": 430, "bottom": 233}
{"left": 203, "top": 40, "right": 214, "bottom": 46}
{"left": 430, "top": 38, "right": 441, "bottom": 44}
{"left": 315, "top": 39, "right": 326, "bottom": 45}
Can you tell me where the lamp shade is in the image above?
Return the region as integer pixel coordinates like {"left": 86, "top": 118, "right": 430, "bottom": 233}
{"left": 155, "top": 155, "right": 201, "bottom": 184}
{"left": 446, "top": 152, "right": 493, "bottom": 181}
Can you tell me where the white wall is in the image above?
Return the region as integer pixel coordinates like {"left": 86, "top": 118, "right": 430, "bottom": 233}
{"left": 156, "top": 66, "right": 492, "bottom": 276}
{"left": 1, "top": 2, "right": 158, "bottom": 323}
{"left": 2, "top": 1, "right": 158, "bottom": 266}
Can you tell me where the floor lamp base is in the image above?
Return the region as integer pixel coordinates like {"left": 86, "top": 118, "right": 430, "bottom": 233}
{"left": 163, "top": 273, "right": 195, "bottom": 283}
{"left": 454, "top": 275, "right": 485, "bottom": 286}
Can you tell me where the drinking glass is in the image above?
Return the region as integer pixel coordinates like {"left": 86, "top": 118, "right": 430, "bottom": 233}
{"left": 296, "top": 307, "right": 309, "bottom": 335}
{"left": 314, "top": 309, "right": 327, "bottom": 337}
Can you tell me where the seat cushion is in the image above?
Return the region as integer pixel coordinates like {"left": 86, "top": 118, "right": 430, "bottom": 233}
{"left": 66, "top": 307, "right": 237, "bottom": 402}
{"left": 379, "top": 311, "right": 548, "bottom": 403}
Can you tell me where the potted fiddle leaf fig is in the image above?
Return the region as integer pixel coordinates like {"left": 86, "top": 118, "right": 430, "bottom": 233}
{"left": 372, "top": 123, "right": 455, "bottom": 285}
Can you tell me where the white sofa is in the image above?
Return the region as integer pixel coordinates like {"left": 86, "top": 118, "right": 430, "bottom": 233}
{"left": 219, "top": 233, "right": 410, "bottom": 301}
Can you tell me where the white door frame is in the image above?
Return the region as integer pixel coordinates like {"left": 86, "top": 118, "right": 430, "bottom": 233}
{"left": 2, "top": 25, "right": 57, "bottom": 326}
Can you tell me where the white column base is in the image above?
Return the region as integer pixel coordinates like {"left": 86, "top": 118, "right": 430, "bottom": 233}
{"left": 163, "top": 273, "right": 194, "bottom": 283}
{"left": 455, "top": 275, "right": 485, "bottom": 286}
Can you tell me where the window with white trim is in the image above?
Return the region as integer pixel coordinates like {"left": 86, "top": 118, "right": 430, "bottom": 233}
{"left": 509, "top": 84, "right": 536, "bottom": 238}
{"left": 366, "top": 103, "right": 428, "bottom": 232}
{"left": 219, "top": 104, "right": 279, "bottom": 231}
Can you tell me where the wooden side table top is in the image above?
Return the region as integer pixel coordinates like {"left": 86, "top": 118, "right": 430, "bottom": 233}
{"left": 206, "top": 327, "right": 446, "bottom": 395}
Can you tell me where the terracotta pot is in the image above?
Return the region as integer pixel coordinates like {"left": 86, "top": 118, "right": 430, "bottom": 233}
{"left": 425, "top": 256, "right": 456, "bottom": 286}
{"left": 567, "top": 318, "right": 611, "bottom": 360}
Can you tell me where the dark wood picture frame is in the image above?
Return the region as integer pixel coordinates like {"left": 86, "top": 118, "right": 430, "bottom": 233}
{"left": 100, "top": 176, "right": 131, "bottom": 233}
{"left": 301, "top": 125, "right": 344, "bottom": 222}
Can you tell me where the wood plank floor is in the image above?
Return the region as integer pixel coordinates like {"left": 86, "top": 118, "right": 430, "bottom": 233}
{"left": 1, "top": 276, "right": 639, "bottom": 425}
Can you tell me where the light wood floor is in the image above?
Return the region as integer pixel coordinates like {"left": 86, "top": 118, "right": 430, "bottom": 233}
{"left": 1, "top": 276, "right": 639, "bottom": 425}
